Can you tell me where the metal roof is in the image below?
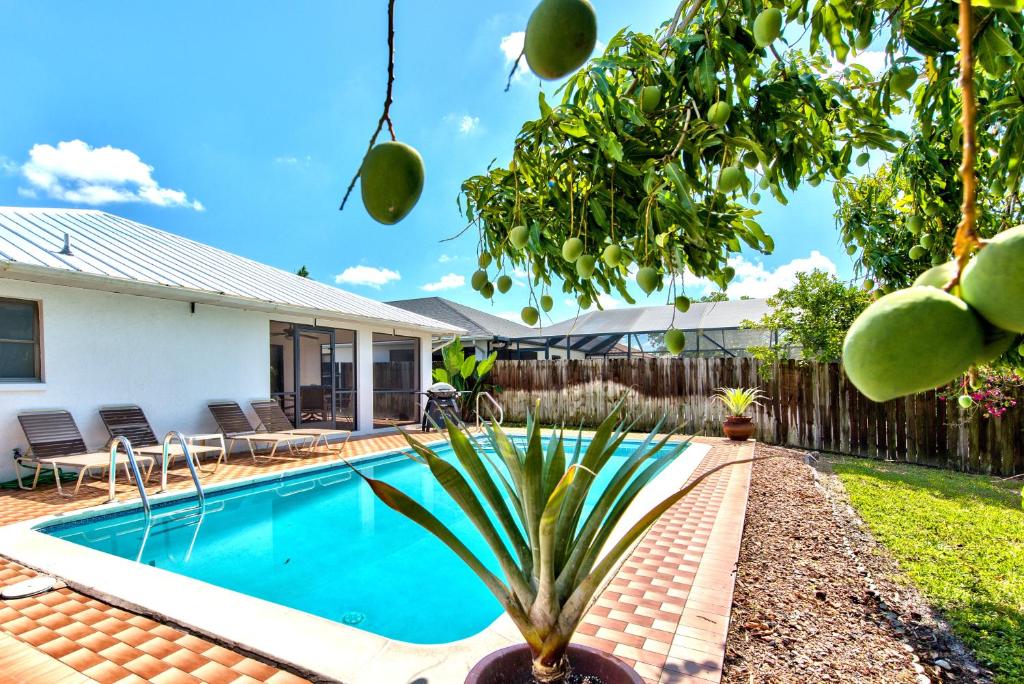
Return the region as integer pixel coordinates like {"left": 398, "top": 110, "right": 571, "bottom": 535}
{"left": 0, "top": 207, "right": 461, "bottom": 333}
{"left": 387, "top": 296, "right": 535, "bottom": 340}
{"left": 532, "top": 298, "right": 772, "bottom": 338}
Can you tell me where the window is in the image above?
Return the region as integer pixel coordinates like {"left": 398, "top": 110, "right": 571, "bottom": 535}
{"left": 0, "top": 299, "right": 40, "bottom": 381}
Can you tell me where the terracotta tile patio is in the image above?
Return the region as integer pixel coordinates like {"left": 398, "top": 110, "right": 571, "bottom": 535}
{"left": 0, "top": 430, "right": 753, "bottom": 683}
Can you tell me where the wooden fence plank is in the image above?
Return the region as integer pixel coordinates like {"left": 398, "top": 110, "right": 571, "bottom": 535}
{"left": 488, "top": 358, "right": 1022, "bottom": 475}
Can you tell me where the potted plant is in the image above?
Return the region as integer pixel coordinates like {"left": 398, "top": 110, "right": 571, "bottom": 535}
{"left": 345, "top": 403, "right": 760, "bottom": 683}
{"left": 714, "top": 387, "right": 765, "bottom": 441}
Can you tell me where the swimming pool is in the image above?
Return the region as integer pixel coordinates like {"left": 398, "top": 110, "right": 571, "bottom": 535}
{"left": 37, "top": 436, "right": 684, "bottom": 645}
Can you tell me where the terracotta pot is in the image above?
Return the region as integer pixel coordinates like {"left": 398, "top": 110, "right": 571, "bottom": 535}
{"left": 722, "top": 415, "right": 755, "bottom": 441}
{"left": 465, "top": 643, "right": 643, "bottom": 684}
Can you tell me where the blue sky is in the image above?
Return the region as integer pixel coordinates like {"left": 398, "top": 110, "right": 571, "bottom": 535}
{"left": 0, "top": 1, "right": 865, "bottom": 325}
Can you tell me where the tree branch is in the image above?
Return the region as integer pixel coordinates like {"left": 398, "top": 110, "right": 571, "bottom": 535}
{"left": 952, "top": 0, "right": 980, "bottom": 278}
{"left": 505, "top": 50, "right": 525, "bottom": 92}
{"left": 339, "top": 0, "right": 398, "bottom": 211}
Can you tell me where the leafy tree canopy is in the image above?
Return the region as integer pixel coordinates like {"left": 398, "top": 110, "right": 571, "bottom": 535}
{"left": 744, "top": 269, "right": 872, "bottom": 373}
{"left": 459, "top": 1, "right": 1024, "bottom": 324}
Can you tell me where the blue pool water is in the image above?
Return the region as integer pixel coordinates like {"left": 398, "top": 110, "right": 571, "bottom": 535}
{"left": 39, "top": 437, "right": 679, "bottom": 644}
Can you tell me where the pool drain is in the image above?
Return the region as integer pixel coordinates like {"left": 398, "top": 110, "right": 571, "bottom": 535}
{"left": 2, "top": 575, "right": 58, "bottom": 600}
{"left": 341, "top": 611, "right": 365, "bottom": 626}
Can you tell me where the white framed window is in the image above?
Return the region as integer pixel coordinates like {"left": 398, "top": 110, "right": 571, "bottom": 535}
{"left": 0, "top": 298, "right": 41, "bottom": 382}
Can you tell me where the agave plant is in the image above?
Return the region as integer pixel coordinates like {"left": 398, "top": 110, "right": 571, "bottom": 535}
{"left": 345, "top": 403, "right": 761, "bottom": 683}
{"left": 713, "top": 387, "right": 766, "bottom": 417}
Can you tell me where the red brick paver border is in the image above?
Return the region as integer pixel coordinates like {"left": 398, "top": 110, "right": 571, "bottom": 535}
{"left": 575, "top": 438, "right": 753, "bottom": 684}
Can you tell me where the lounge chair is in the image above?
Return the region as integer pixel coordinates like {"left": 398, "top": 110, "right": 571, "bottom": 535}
{"left": 207, "top": 401, "right": 313, "bottom": 462}
{"left": 15, "top": 410, "right": 155, "bottom": 498}
{"left": 98, "top": 405, "right": 227, "bottom": 472}
{"left": 250, "top": 399, "right": 351, "bottom": 454}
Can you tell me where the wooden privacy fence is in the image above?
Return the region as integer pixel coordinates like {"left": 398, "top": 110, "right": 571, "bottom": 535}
{"left": 489, "top": 358, "right": 1024, "bottom": 476}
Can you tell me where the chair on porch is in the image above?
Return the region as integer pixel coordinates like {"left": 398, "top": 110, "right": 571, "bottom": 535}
{"left": 98, "top": 405, "right": 227, "bottom": 472}
{"left": 250, "top": 399, "right": 351, "bottom": 454}
{"left": 207, "top": 401, "right": 313, "bottom": 462}
{"left": 15, "top": 409, "right": 155, "bottom": 497}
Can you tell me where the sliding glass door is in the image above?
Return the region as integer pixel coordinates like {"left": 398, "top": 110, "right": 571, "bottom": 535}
{"left": 372, "top": 332, "right": 420, "bottom": 429}
{"left": 269, "top": 322, "right": 356, "bottom": 431}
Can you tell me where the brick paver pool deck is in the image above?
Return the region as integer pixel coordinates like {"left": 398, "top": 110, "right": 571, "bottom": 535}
{"left": 0, "top": 431, "right": 752, "bottom": 684}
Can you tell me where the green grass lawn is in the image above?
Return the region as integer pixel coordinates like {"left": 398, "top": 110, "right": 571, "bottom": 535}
{"left": 832, "top": 458, "right": 1024, "bottom": 683}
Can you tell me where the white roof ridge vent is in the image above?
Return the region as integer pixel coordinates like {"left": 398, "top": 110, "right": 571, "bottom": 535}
{"left": 57, "top": 232, "right": 74, "bottom": 256}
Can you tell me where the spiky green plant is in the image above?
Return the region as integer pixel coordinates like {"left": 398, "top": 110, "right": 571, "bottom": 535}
{"left": 713, "top": 387, "right": 766, "bottom": 417}
{"left": 345, "top": 403, "right": 761, "bottom": 683}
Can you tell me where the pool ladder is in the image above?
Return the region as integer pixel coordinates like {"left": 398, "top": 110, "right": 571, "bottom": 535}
{"left": 108, "top": 431, "right": 206, "bottom": 520}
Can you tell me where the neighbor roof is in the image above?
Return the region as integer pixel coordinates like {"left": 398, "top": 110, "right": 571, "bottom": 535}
{"left": 0, "top": 207, "right": 460, "bottom": 333}
{"left": 387, "top": 297, "right": 535, "bottom": 340}
{"left": 533, "top": 299, "right": 771, "bottom": 338}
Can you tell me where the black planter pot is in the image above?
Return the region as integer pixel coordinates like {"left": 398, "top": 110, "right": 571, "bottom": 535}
{"left": 465, "top": 643, "right": 643, "bottom": 684}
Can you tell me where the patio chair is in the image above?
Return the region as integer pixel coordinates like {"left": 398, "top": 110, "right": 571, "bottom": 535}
{"left": 15, "top": 410, "right": 155, "bottom": 498}
{"left": 98, "top": 405, "right": 227, "bottom": 472}
{"left": 250, "top": 399, "right": 351, "bottom": 454}
{"left": 207, "top": 401, "right": 313, "bottom": 462}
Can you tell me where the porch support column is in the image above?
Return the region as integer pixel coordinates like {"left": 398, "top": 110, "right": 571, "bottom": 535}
{"left": 356, "top": 328, "right": 375, "bottom": 433}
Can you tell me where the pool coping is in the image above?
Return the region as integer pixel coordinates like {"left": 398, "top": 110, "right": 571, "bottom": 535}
{"left": 0, "top": 434, "right": 708, "bottom": 683}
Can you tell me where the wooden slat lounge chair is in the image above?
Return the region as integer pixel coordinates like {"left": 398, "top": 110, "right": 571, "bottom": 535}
{"left": 15, "top": 410, "right": 155, "bottom": 498}
{"left": 98, "top": 405, "right": 227, "bottom": 472}
{"left": 250, "top": 400, "right": 351, "bottom": 454}
{"left": 207, "top": 401, "right": 313, "bottom": 462}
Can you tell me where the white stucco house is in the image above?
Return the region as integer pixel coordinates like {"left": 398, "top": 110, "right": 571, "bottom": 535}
{"left": 0, "top": 206, "right": 461, "bottom": 483}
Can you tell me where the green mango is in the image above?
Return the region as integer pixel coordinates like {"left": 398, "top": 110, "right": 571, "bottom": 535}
{"left": 913, "top": 260, "right": 958, "bottom": 291}
{"left": 753, "top": 8, "right": 783, "bottom": 47}
{"left": 602, "top": 243, "right": 622, "bottom": 267}
{"left": 637, "top": 267, "right": 660, "bottom": 294}
{"left": 842, "top": 288, "right": 984, "bottom": 402}
{"left": 707, "top": 101, "right": 732, "bottom": 126}
{"left": 665, "top": 329, "right": 686, "bottom": 355}
{"left": 742, "top": 152, "right": 759, "bottom": 169}
{"left": 961, "top": 225, "right": 1024, "bottom": 332}
{"left": 640, "top": 85, "right": 662, "bottom": 113}
{"left": 846, "top": 244, "right": 858, "bottom": 256}
{"left": 855, "top": 31, "right": 872, "bottom": 50}
{"left": 540, "top": 294, "right": 553, "bottom": 312}
{"left": 908, "top": 245, "right": 926, "bottom": 260}
{"left": 892, "top": 66, "right": 917, "bottom": 92}
{"left": 471, "top": 269, "right": 488, "bottom": 291}
{"left": 360, "top": 141, "right": 425, "bottom": 225}
{"left": 510, "top": 225, "right": 530, "bottom": 249}
{"left": 478, "top": 252, "right": 493, "bottom": 268}
{"left": 576, "top": 254, "right": 597, "bottom": 278}
{"left": 578, "top": 293, "right": 592, "bottom": 309}
{"left": 718, "top": 166, "right": 744, "bottom": 193}
{"left": 920, "top": 234, "right": 934, "bottom": 249}
{"left": 496, "top": 275, "right": 513, "bottom": 293}
{"left": 562, "top": 237, "right": 584, "bottom": 262}
{"left": 958, "top": 395, "right": 973, "bottom": 409}
{"left": 674, "top": 295, "right": 690, "bottom": 312}
{"left": 481, "top": 282, "right": 495, "bottom": 299}
{"left": 907, "top": 215, "right": 923, "bottom": 234}
{"left": 976, "top": 324, "right": 1016, "bottom": 364}
{"left": 524, "top": 0, "right": 597, "bottom": 80}
{"left": 521, "top": 306, "right": 540, "bottom": 326}
{"left": 751, "top": 192, "right": 761, "bottom": 205}
{"left": 855, "top": 152, "right": 870, "bottom": 167}
{"left": 863, "top": 279, "right": 875, "bottom": 291}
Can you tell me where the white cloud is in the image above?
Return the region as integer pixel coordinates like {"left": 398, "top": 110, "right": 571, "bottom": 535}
{"left": 595, "top": 293, "right": 620, "bottom": 309}
{"left": 334, "top": 265, "right": 401, "bottom": 289}
{"left": 438, "top": 254, "right": 456, "bottom": 263}
{"left": 443, "top": 113, "right": 482, "bottom": 136}
{"left": 500, "top": 31, "right": 528, "bottom": 83}
{"left": 720, "top": 250, "right": 838, "bottom": 299}
{"left": 274, "top": 155, "right": 312, "bottom": 166}
{"left": 828, "top": 50, "right": 887, "bottom": 77}
{"left": 494, "top": 310, "right": 529, "bottom": 325}
{"left": 422, "top": 273, "right": 465, "bottom": 292}
{"left": 18, "top": 140, "right": 203, "bottom": 210}
{"left": 0, "top": 156, "right": 17, "bottom": 175}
